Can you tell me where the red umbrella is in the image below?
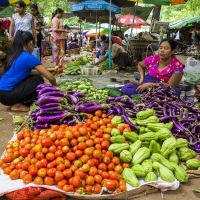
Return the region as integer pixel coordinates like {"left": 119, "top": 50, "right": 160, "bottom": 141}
{"left": 117, "top": 14, "right": 148, "bottom": 27}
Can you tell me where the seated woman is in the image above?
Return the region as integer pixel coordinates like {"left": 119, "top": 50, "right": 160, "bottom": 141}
{"left": 95, "top": 38, "right": 132, "bottom": 71}
{"left": 0, "top": 30, "right": 57, "bottom": 112}
{"left": 95, "top": 35, "right": 107, "bottom": 61}
{"left": 121, "top": 38, "right": 184, "bottom": 96}
{"left": 67, "top": 39, "right": 79, "bottom": 50}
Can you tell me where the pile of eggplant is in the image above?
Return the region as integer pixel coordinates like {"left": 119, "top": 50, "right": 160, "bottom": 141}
{"left": 138, "top": 85, "right": 200, "bottom": 152}
{"left": 30, "top": 84, "right": 109, "bottom": 130}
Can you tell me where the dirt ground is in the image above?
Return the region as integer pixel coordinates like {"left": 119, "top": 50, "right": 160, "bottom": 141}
{"left": 0, "top": 56, "right": 200, "bottom": 200}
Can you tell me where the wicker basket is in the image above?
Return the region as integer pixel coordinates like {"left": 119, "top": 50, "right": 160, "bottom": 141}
{"left": 129, "top": 39, "right": 159, "bottom": 61}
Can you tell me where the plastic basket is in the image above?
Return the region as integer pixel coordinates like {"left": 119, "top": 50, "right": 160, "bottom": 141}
{"left": 80, "top": 66, "right": 98, "bottom": 75}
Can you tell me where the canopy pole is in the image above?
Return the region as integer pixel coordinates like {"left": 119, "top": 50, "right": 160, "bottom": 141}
{"left": 108, "top": 0, "right": 112, "bottom": 70}
{"left": 130, "top": 0, "right": 139, "bottom": 37}
{"left": 96, "top": 12, "right": 98, "bottom": 50}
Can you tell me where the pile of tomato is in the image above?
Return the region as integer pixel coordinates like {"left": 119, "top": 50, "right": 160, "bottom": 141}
{"left": 0, "top": 110, "right": 131, "bottom": 195}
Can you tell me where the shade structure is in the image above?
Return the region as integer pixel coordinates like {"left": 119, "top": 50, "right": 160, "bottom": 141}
{"left": 169, "top": 16, "right": 200, "bottom": 29}
{"left": 70, "top": 0, "right": 120, "bottom": 21}
{"left": 0, "top": 6, "right": 14, "bottom": 18}
{"left": 68, "top": 0, "right": 136, "bottom": 8}
{"left": 142, "top": 0, "right": 187, "bottom": 5}
{"left": 117, "top": 14, "right": 148, "bottom": 27}
{"left": 0, "top": 0, "right": 30, "bottom": 6}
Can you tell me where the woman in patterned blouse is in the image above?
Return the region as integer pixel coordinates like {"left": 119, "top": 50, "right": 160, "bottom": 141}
{"left": 121, "top": 39, "right": 184, "bottom": 96}
{"left": 9, "top": 1, "right": 36, "bottom": 42}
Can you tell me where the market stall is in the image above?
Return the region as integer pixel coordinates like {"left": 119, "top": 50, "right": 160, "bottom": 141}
{"left": 0, "top": 72, "right": 200, "bottom": 199}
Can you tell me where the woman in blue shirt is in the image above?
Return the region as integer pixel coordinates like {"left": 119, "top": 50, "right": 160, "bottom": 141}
{"left": 0, "top": 30, "right": 57, "bottom": 112}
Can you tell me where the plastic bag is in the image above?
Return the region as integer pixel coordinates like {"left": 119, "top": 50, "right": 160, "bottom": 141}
{"left": 183, "top": 57, "right": 200, "bottom": 85}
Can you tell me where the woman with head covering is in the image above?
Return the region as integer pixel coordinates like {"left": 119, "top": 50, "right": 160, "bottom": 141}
{"left": 51, "top": 8, "right": 69, "bottom": 68}
{"left": 0, "top": 30, "right": 57, "bottom": 112}
{"left": 30, "top": 3, "right": 46, "bottom": 60}
{"left": 9, "top": 1, "right": 36, "bottom": 42}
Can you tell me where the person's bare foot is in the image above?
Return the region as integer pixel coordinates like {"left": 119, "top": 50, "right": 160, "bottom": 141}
{"left": 10, "top": 103, "right": 30, "bottom": 112}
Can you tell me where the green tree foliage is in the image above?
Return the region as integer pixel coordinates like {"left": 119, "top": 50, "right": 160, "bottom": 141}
{"left": 160, "top": 0, "right": 200, "bottom": 22}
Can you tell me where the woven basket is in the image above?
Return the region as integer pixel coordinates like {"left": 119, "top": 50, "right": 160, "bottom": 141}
{"left": 129, "top": 39, "right": 159, "bottom": 61}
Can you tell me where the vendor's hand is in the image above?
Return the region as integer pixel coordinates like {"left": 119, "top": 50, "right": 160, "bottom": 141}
{"left": 136, "top": 83, "right": 152, "bottom": 93}
{"left": 138, "top": 79, "right": 144, "bottom": 85}
{"left": 8, "top": 36, "right": 13, "bottom": 41}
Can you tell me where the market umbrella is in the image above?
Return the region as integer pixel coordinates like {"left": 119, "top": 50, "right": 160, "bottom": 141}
{"left": 117, "top": 14, "right": 148, "bottom": 27}
{"left": 0, "top": 0, "right": 30, "bottom": 6}
{"left": 70, "top": 0, "right": 120, "bottom": 20}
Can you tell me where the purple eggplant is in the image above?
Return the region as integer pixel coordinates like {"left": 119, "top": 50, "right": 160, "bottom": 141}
{"left": 38, "top": 86, "right": 57, "bottom": 96}
{"left": 34, "top": 123, "right": 50, "bottom": 130}
{"left": 36, "top": 112, "right": 66, "bottom": 123}
{"left": 36, "top": 109, "right": 65, "bottom": 117}
{"left": 74, "top": 92, "right": 86, "bottom": 98}
{"left": 36, "top": 83, "right": 53, "bottom": 90}
{"left": 172, "top": 119, "right": 189, "bottom": 133}
{"left": 77, "top": 103, "right": 108, "bottom": 113}
{"left": 40, "top": 102, "right": 61, "bottom": 109}
{"left": 68, "top": 94, "right": 79, "bottom": 105}
{"left": 194, "top": 142, "right": 200, "bottom": 153}
{"left": 37, "top": 96, "right": 64, "bottom": 106}
{"left": 39, "top": 91, "right": 65, "bottom": 98}
{"left": 106, "top": 97, "right": 116, "bottom": 103}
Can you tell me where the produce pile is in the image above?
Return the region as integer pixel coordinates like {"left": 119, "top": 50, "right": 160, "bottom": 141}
{"left": 1, "top": 108, "right": 200, "bottom": 195}
{"left": 63, "top": 55, "right": 94, "bottom": 75}
{"left": 129, "top": 84, "right": 200, "bottom": 152}
{"left": 58, "top": 78, "right": 109, "bottom": 103}
{"left": 1, "top": 81, "right": 200, "bottom": 196}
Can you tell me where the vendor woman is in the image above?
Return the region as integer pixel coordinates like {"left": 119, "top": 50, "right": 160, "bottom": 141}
{"left": 121, "top": 39, "right": 184, "bottom": 96}
{"left": 95, "top": 38, "right": 132, "bottom": 71}
{"left": 0, "top": 30, "right": 57, "bottom": 112}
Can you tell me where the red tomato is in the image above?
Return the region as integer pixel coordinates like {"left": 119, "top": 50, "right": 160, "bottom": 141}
{"left": 46, "top": 152, "right": 55, "bottom": 161}
{"left": 28, "top": 165, "right": 38, "bottom": 176}
{"left": 63, "top": 185, "right": 74, "bottom": 192}
{"left": 98, "top": 163, "right": 107, "bottom": 171}
{"left": 37, "top": 168, "right": 47, "bottom": 178}
{"left": 40, "top": 158, "right": 48, "bottom": 168}
{"left": 57, "top": 179, "right": 68, "bottom": 190}
{"left": 22, "top": 174, "right": 33, "bottom": 184}
{"left": 66, "top": 152, "right": 76, "bottom": 161}
{"left": 94, "top": 174, "right": 102, "bottom": 183}
{"left": 81, "top": 164, "right": 90, "bottom": 173}
{"left": 103, "top": 156, "right": 111, "bottom": 165}
{"left": 35, "top": 152, "right": 44, "bottom": 160}
{"left": 74, "top": 169, "right": 85, "bottom": 179}
{"left": 63, "top": 169, "right": 72, "bottom": 179}
{"left": 54, "top": 171, "right": 64, "bottom": 182}
{"left": 47, "top": 168, "right": 57, "bottom": 177}
{"left": 70, "top": 176, "right": 82, "bottom": 189}
{"left": 104, "top": 179, "right": 118, "bottom": 191}
{"left": 41, "top": 138, "right": 52, "bottom": 148}
{"left": 44, "top": 176, "right": 54, "bottom": 186}
{"left": 101, "top": 171, "right": 110, "bottom": 179}
{"left": 86, "top": 176, "right": 95, "bottom": 186}
{"left": 101, "top": 140, "right": 110, "bottom": 150}
{"left": 92, "top": 183, "right": 102, "bottom": 194}
{"left": 88, "top": 166, "right": 98, "bottom": 176}
{"left": 34, "top": 176, "right": 43, "bottom": 185}
{"left": 54, "top": 150, "right": 63, "bottom": 158}
{"left": 77, "top": 142, "right": 87, "bottom": 151}
{"left": 93, "top": 150, "right": 101, "bottom": 159}
{"left": 18, "top": 148, "right": 29, "bottom": 157}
